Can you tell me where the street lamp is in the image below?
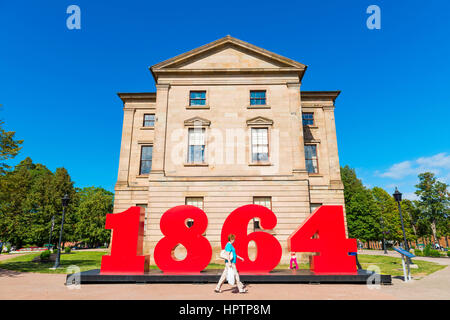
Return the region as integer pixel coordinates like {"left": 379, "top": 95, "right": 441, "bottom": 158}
{"left": 53, "top": 194, "right": 70, "bottom": 269}
{"left": 393, "top": 187, "right": 412, "bottom": 266}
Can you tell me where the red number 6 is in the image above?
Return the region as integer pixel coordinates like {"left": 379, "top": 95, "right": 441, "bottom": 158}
{"left": 221, "top": 204, "right": 282, "bottom": 274}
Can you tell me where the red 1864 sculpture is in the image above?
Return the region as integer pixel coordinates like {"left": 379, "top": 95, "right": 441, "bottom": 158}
{"left": 100, "top": 205, "right": 357, "bottom": 275}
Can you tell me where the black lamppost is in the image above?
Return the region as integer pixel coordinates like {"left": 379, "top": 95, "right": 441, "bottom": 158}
{"left": 393, "top": 188, "right": 412, "bottom": 265}
{"left": 53, "top": 194, "right": 70, "bottom": 269}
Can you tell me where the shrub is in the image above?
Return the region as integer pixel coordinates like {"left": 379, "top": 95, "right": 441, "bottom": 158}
{"left": 40, "top": 250, "right": 51, "bottom": 261}
{"left": 414, "top": 249, "right": 423, "bottom": 257}
{"left": 53, "top": 248, "right": 59, "bottom": 254}
{"left": 447, "top": 251, "right": 450, "bottom": 257}
{"left": 423, "top": 244, "right": 432, "bottom": 257}
{"left": 64, "top": 246, "right": 71, "bottom": 254}
{"left": 428, "top": 249, "right": 442, "bottom": 257}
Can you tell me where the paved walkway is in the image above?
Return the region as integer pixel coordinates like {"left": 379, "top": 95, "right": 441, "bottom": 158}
{"left": 0, "top": 252, "right": 448, "bottom": 300}
{"left": 357, "top": 249, "right": 450, "bottom": 299}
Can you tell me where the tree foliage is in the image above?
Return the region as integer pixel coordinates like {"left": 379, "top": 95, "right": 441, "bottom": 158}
{"left": 415, "top": 172, "right": 450, "bottom": 244}
{"left": 0, "top": 118, "right": 23, "bottom": 174}
{"left": 73, "top": 187, "right": 113, "bottom": 247}
{"left": 0, "top": 158, "right": 112, "bottom": 248}
{"left": 340, "top": 166, "right": 447, "bottom": 246}
{"left": 340, "top": 165, "right": 380, "bottom": 241}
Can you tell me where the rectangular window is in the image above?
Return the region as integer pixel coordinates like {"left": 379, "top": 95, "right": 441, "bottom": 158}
{"left": 253, "top": 197, "right": 272, "bottom": 230}
{"left": 185, "top": 197, "right": 204, "bottom": 228}
{"left": 185, "top": 197, "right": 204, "bottom": 209}
{"left": 251, "top": 128, "right": 269, "bottom": 162}
{"left": 302, "top": 112, "right": 314, "bottom": 126}
{"left": 143, "top": 114, "right": 155, "bottom": 127}
{"left": 305, "top": 145, "right": 318, "bottom": 173}
{"left": 188, "top": 128, "right": 205, "bottom": 163}
{"left": 189, "top": 91, "right": 206, "bottom": 106}
{"left": 250, "top": 90, "right": 266, "bottom": 105}
{"left": 139, "top": 145, "right": 153, "bottom": 175}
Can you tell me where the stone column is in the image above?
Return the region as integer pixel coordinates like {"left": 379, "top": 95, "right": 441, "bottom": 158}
{"left": 287, "top": 82, "right": 307, "bottom": 176}
{"left": 323, "top": 105, "right": 343, "bottom": 189}
{"left": 149, "top": 84, "right": 170, "bottom": 178}
{"left": 115, "top": 107, "right": 135, "bottom": 188}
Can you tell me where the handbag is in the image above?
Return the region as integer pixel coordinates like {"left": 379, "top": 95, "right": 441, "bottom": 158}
{"left": 219, "top": 250, "right": 229, "bottom": 260}
{"left": 226, "top": 265, "right": 235, "bottom": 285}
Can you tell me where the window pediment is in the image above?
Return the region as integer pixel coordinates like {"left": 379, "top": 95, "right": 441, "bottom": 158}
{"left": 184, "top": 117, "right": 211, "bottom": 127}
{"left": 246, "top": 116, "right": 273, "bottom": 126}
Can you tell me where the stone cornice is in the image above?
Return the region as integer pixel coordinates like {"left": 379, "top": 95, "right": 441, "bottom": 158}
{"left": 301, "top": 91, "right": 341, "bottom": 102}
{"left": 117, "top": 92, "right": 156, "bottom": 103}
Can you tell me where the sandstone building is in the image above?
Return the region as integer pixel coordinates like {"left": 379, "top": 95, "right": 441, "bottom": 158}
{"left": 114, "top": 36, "right": 345, "bottom": 265}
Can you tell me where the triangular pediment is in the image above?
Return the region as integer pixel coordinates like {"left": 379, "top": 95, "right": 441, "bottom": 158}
{"left": 150, "top": 36, "right": 306, "bottom": 80}
{"left": 177, "top": 45, "right": 286, "bottom": 69}
{"left": 184, "top": 116, "right": 211, "bottom": 127}
{"left": 246, "top": 116, "right": 274, "bottom": 126}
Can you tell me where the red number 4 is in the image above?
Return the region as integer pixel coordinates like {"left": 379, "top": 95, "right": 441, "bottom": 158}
{"left": 287, "top": 206, "right": 357, "bottom": 274}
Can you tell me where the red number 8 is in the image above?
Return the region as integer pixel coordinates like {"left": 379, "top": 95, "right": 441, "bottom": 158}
{"left": 153, "top": 205, "right": 212, "bottom": 274}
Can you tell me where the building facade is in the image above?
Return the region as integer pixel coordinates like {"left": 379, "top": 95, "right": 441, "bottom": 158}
{"left": 114, "top": 36, "right": 345, "bottom": 264}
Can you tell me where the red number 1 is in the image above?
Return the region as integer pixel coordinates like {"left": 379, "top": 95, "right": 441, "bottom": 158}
{"left": 100, "top": 207, "right": 149, "bottom": 274}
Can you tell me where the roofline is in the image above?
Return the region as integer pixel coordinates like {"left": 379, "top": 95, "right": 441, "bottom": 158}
{"left": 150, "top": 35, "right": 307, "bottom": 82}
{"left": 301, "top": 91, "right": 341, "bottom": 102}
{"left": 117, "top": 92, "right": 156, "bottom": 103}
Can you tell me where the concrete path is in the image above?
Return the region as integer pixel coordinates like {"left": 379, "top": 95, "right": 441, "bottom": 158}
{"left": 0, "top": 252, "right": 448, "bottom": 300}
{"left": 357, "top": 249, "right": 450, "bottom": 300}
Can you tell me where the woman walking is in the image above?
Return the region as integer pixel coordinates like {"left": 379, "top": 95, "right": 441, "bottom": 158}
{"left": 215, "top": 234, "right": 247, "bottom": 293}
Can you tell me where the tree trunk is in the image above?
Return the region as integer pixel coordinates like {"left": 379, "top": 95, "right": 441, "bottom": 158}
{"left": 431, "top": 220, "right": 438, "bottom": 247}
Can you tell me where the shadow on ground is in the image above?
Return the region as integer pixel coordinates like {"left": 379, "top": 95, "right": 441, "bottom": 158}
{"left": 0, "top": 268, "right": 22, "bottom": 278}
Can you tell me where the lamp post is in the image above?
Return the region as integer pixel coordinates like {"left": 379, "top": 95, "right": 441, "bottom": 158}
{"left": 393, "top": 188, "right": 412, "bottom": 266}
{"left": 53, "top": 194, "right": 70, "bottom": 269}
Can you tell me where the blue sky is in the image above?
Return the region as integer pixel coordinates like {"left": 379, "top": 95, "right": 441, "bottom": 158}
{"left": 1, "top": 0, "right": 449, "bottom": 198}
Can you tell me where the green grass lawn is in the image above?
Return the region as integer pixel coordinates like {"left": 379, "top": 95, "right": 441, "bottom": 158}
{"left": 0, "top": 251, "right": 446, "bottom": 278}
{"left": 0, "top": 251, "right": 108, "bottom": 274}
{"left": 357, "top": 254, "right": 447, "bottom": 278}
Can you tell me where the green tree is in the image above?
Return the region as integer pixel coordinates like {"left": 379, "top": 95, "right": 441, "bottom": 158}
{"left": 341, "top": 166, "right": 381, "bottom": 243}
{"left": 415, "top": 172, "right": 450, "bottom": 245}
{"left": 73, "top": 187, "right": 113, "bottom": 247}
{"left": 48, "top": 167, "right": 77, "bottom": 246}
{"left": 0, "top": 158, "right": 76, "bottom": 248}
{"left": 401, "top": 199, "right": 422, "bottom": 246}
{"left": 0, "top": 118, "right": 23, "bottom": 174}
